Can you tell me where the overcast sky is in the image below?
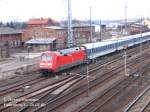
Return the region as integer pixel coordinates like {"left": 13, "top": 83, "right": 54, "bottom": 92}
{"left": 0, "top": 0, "right": 150, "bottom": 22}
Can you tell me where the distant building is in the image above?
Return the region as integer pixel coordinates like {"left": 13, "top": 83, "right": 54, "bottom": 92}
{"left": 22, "top": 26, "right": 67, "bottom": 49}
{"left": 26, "top": 38, "right": 56, "bottom": 51}
{"left": 22, "top": 24, "right": 95, "bottom": 49}
{"left": 0, "top": 27, "right": 22, "bottom": 58}
{"left": 27, "top": 18, "right": 59, "bottom": 28}
{"left": 142, "top": 19, "right": 150, "bottom": 29}
{"left": 107, "top": 22, "right": 122, "bottom": 30}
{"left": 129, "top": 23, "right": 149, "bottom": 35}
{"left": 0, "top": 27, "right": 22, "bottom": 48}
{"left": 72, "top": 24, "right": 95, "bottom": 44}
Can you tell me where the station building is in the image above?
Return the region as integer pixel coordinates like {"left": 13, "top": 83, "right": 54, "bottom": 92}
{"left": 23, "top": 26, "right": 67, "bottom": 50}
{"left": 25, "top": 38, "right": 56, "bottom": 51}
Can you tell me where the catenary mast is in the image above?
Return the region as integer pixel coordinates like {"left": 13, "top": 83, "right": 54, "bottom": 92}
{"left": 67, "top": 0, "right": 73, "bottom": 47}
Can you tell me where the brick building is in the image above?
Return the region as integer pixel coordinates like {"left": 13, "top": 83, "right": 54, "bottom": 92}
{"left": 72, "top": 25, "right": 95, "bottom": 44}
{"left": 0, "top": 27, "right": 22, "bottom": 58}
{"left": 23, "top": 18, "right": 95, "bottom": 50}
{"left": 27, "top": 18, "right": 59, "bottom": 28}
{"left": 22, "top": 26, "right": 67, "bottom": 49}
{"left": 26, "top": 38, "right": 56, "bottom": 51}
{"left": 0, "top": 27, "right": 22, "bottom": 48}
{"left": 129, "top": 23, "right": 149, "bottom": 35}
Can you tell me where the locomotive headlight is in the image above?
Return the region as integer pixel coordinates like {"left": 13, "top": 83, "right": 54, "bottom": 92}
{"left": 47, "top": 63, "right": 52, "bottom": 66}
{"left": 40, "top": 63, "right": 45, "bottom": 65}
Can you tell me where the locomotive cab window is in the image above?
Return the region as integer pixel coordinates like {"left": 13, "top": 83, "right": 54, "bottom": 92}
{"left": 41, "top": 54, "right": 53, "bottom": 61}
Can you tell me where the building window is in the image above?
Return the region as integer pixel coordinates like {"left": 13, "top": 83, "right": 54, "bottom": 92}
{"left": 15, "top": 40, "right": 17, "bottom": 47}
{"left": 9, "top": 41, "right": 13, "bottom": 48}
{"left": 17, "top": 40, "right": 20, "bottom": 46}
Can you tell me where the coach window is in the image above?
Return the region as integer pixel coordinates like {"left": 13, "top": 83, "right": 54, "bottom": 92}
{"left": 109, "top": 44, "right": 111, "bottom": 48}
{"left": 108, "top": 44, "right": 110, "bottom": 49}
{"left": 91, "top": 49, "right": 93, "bottom": 53}
{"left": 87, "top": 49, "right": 90, "bottom": 54}
{"left": 99, "top": 47, "right": 102, "bottom": 52}
{"left": 104, "top": 45, "right": 106, "bottom": 50}
{"left": 110, "top": 44, "right": 112, "bottom": 48}
{"left": 97, "top": 47, "right": 99, "bottom": 52}
{"left": 106, "top": 45, "right": 109, "bottom": 49}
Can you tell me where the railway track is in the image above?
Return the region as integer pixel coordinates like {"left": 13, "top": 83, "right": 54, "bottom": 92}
{"left": 0, "top": 42, "right": 149, "bottom": 112}
{"left": 13, "top": 45, "right": 149, "bottom": 112}
{"left": 0, "top": 46, "right": 146, "bottom": 112}
{"left": 16, "top": 47, "right": 150, "bottom": 112}
{"left": 0, "top": 75, "right": 83, "bottom": 112}
{"left": 75, "top": 76, "right": 139, "bottom": 112}
{"left": 143, "top": 102, "right": 150, "bottom": 112}
{"left": 124, "top": 86, "right": 150, "bottom": 112}
{"left": 76, "top": 62, "right": 150, "bottom": 112}
{"left": 31, "top": 52, "right": 150, "bottom": 112}
{"left": 17, "top": 76, "right": 83, "bottom": 112}
{"left": 0, "top": 75, "right": 46, "bottom": 96}
{"left": 0, "top": 72, "right": 40, "bottom": 88}
{"left": 0, "top": 42, "right": 149, "bottom": 93}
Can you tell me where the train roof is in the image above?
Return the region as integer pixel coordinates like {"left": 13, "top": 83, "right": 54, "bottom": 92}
{"left": 42, "top": 51, "right": 59, "bottom": 55}
{"left": 82, "top": 31, "right": 150, "bottom": 49}
{"left": 59, "top": 47, "right": 81, "bottom": 55}
{"left": 82, "top": 41, "right": 114, "bottom": 49}
{"left": 42, "top": 47, "right": 82, "bottom": 56}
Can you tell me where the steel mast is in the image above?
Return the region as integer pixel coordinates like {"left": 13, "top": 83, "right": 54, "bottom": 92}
{"left": 67, "top": 0, "right": 73, "bottom": 47}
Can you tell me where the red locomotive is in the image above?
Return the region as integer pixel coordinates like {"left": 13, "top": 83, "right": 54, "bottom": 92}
{"left": 39, "top": 47, "right": 86, "bottom": 75}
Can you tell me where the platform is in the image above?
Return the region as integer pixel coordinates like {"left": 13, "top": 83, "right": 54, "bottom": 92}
{"left": 0, "top": 52, "right": 42, "bottom": 80}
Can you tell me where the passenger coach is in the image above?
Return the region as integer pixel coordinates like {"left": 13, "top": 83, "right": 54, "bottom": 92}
{"left": 82, "top": 32, "right": 150, "bottom": 59}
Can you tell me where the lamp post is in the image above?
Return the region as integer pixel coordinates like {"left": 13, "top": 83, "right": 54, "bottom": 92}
{"left": 86, "top": 61, "right": 90, "bottom": 96}
{"left": 84, "top": 59, "right": 92, "bottom": 97}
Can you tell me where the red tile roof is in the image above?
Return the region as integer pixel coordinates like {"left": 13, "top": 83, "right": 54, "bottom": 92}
{"left": 27, "top": 18, "right": 59, "bottom": 25}
{"left": 27, "top": 18, "right": 48, "bottom": 25}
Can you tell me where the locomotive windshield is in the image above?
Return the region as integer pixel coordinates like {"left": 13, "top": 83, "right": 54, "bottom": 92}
{"left": 41, "top": 54, "right": 53, "bottom": 61}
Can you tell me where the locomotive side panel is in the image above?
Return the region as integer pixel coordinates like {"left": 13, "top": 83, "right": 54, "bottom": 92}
{"left": 56, "top": 49, "right": 86, "bottom": 72}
